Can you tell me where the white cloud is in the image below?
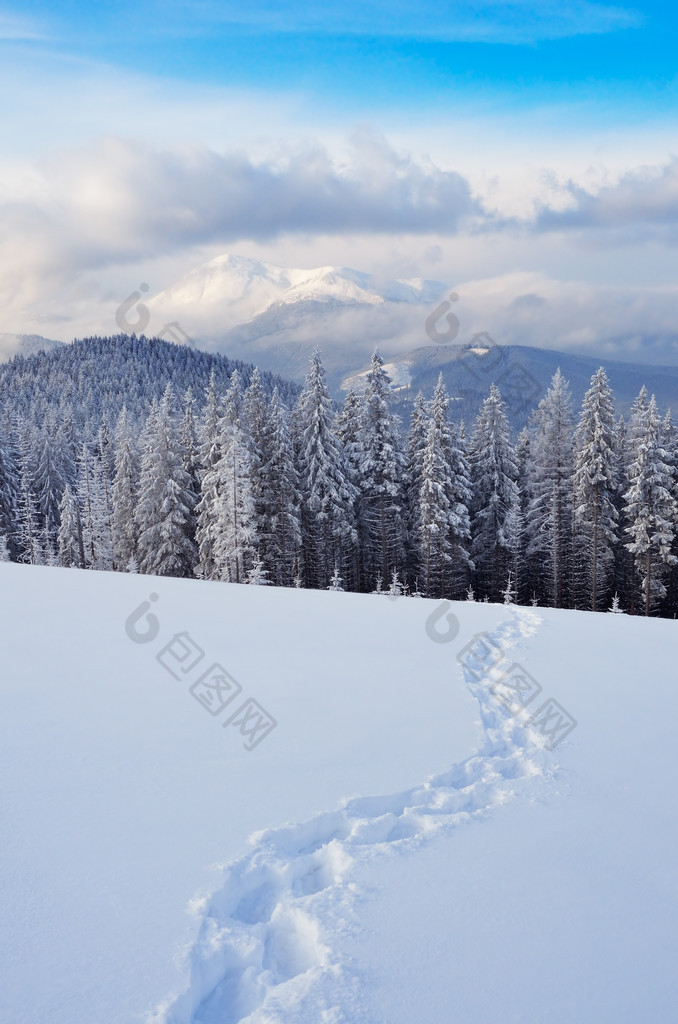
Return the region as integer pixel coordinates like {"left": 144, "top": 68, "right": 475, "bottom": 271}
{"left": 0, "top": 133, "right": 478, "bottom": 313}
{"left": 171, "top": 0, "right": 641, "bottom": 44}
{"left": 535, "top": 157, "right": 678, "bottom": 240}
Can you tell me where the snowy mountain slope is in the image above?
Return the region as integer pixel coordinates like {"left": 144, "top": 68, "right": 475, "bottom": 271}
{"left": 144, "top": 254, "right": 678, "bottom": 412}
{"left": 151, "top": 609, "right": 550, "bottom": 1024}
{"left": 147, "top": 254, "right": 447, "bottom": 387}
{"left": 0, "top": 335, "right": 300, "bottom": 435}
{"left": 348, "top": 340, "right": 678, "bottom": 429}
{"left": 148, "top": 254, "right": 445, "bottom": 330}
{"left": 1, "top": 563, "right": 677, "bottom": 1024}
{"left": 0, "top": 562, "right": 488, "bottom": 1024}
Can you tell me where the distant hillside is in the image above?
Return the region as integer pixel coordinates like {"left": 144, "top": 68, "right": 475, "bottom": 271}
{"left": 343, "top": 342, "right": 678, "bottom": 429}
{"left": 0, "top": 334, "right": 300, "bottom": 435}
{"left": 0, "top": 333, "right": 64, "bottom": 362}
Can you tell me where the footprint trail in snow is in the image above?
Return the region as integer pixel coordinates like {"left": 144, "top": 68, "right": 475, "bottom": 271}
{"left": 151, "top": 607, "right": 558, "bottom": 1024}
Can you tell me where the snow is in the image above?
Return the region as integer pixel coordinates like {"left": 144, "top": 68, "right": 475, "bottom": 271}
{"left": 147, "top": 253, "right": 446, "bottom": 336}
{"left": 341, "top": 361, "right": 412, "bottom": 393}
{"left": 1, "top": 562, "right": 677, "bottom": 1023}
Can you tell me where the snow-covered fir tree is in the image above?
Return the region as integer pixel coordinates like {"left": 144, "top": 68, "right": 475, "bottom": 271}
{"left": 386, "top": 568, "right": 405, "bottom": 598}
{"left": 328, "top": 565, "right": 345, "bottom": 591}
{"left": 469, "top": 384, "right": 519, "bottom": 602}
{"left": 515, "top": 427, "right": 535, "bottom": 603}
{"left": 57, "top": 483, "right": 82, "bottom": 568}
{"left": 356, "top": 352, "right": 404, "bottom": 589}
{"left": 503, "top": 569, "right": 516, "bottom": 604}
{"left": 612, "top": 413, "right": 634, "bottom": 611}
{"left": 572, "top": 368, "right": 618, "bottom": 611}
{"left": 194, "top": 371, "right": 223, "bottom": 581}
{"left": 297, "top": 350, "right": 356, "bottom": 589}
{"left": 404, "top": 391, "right": 429, "bottom": 581}
{"left": 417, "top": 415, "right": 453, "bottom": 598}
{"left": 335, "top": 387, "right": 364, "bottom": 591}
{"left": 660, "top": 410, "right": 678, "bottom": 613}
{"left": 212, "top": 370, "right": 257, "bottom": 584}
{"left": 179, "top": 387, "right": 201, "bottom": 550}
{"left": 526, "top": 369, "right": 574, "bottom": 607}
{"left": 76, "top": 439, "right": 114, "bottom": 571}
{"left": 429, "top": 374, "right": 473, "bottom": 597}
{"left": 135, "top": 386, "right": 198, "bottom": 578}
{"left": 16, "top": 426, "right": 42, "bottom": 566}
{"left": 0, "top": 426, "right": 19, "bottom": 560}
{"left": 623, "top": 395, "right": 677, "bottom": 615}
{"left": 244, "top": 368, "right": 270, "bottom": 560}
{"left": 245, "top": 557, "right": 271, "bottom": 585}
{"left": 111, "top": 406, "right": 139, "bottom": 570}
{"left": 33, "top": 419, "right": 67, "bottom": 559}
{"left": 260, "top": 387, "right": 302, "bottom": 587}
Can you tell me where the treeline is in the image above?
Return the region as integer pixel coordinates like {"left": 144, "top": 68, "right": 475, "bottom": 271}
{"left": 0, "top": 334, "right": 300, "bottom": 437}
{"left": 0, "top": 344, "right": 677, "bottom": 617}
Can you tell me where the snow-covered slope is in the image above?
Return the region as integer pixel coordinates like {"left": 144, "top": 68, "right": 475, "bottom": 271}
{"left": 149, "top": 254, "right": 444, "bottom": 327}
{"left": 147, "top": 254, "right": 446, "bottom": 386}
{"left": 346, "top": 341, "right": 678, "bottom": 430}
{"left": 1, "top": 563, "right": 676, "bottom": 1024}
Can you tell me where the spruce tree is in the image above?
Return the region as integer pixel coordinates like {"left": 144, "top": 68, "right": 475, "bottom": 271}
{"left": 623, "top": 395, "right": 677, "bottom": 615}
{"left": 335, "top": 388, "right": 364, "bottom": 591}
{"left": 260, "top": 388, "right": 302, "bottom": 586}
{"left": 111, "top": 406, "right": 139, "bottom": 570}
{"left": 0, "top": 427, "right": 19, "bottom": 560}
{"left": 57, "top": 483, "right": 82, "bottom": 568}
{"left": 194, "top": 373, "right": 223, "bottom": 581}
{"left": 16, "top": 427, "right": 41, "bottom": 566}
{"left": 404, "top": 392, "right": 429, "bottom": 582}
{"left": 469, "top": 384, "right": 519, "bottom": 601}
{"left": 33, "top": 422, "right": 66, "bottom": 559}
{"left": 430, "top": 374, "right": 473, "bottom": 597}
{"left": 357, "top": 352, "right": 404, "bottom": 588}
{"left": 515, "top": 427, "right": 535, "bottom": 604}
{"left": 179, "top": 387, "right": 201, "bottom": 551}
{"left": 135, "top": 386, "right": 198, "bottom": 578}
{"left": 526, "top": 369, "right": 574, "bottom": 607}
{"left": 297, "top": 351, "right": 356, "bottom": 589}
{"left": 417, "top": 416, "right": 453, "bottom": 597}
{"left": 212, "top": 370, "right": 257, "bottom": 584}
{"left": 244, "top": 368, "right": 270, "bottom": 557}
{"left": 572, "top": 368, "right": 618, "bottom": 611}
{"left": 660, "top": 410, "right": 678, "bottom": 615}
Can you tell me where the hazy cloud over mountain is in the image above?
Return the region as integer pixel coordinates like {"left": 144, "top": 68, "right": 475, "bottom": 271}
{"left": 0, "top": 0, "right": 675, "bottom": 366}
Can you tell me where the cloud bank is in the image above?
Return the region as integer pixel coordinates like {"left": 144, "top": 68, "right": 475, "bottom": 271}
{"left": 0, "top": 133, "right": 478, "bottom": 306}
{"left": 536, "top": 158, "right": 678, "bottom": 240}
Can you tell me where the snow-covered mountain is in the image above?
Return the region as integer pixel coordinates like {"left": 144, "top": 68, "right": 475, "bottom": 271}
{"left": 146, "top": 255, "right": 678, "bottom": 414}
{"left": 2, "top": 561, "right": 676, "bottom": 1023}
{"left": 0, "top": 333, "right": 64, "bottom": 362}
{"left": 344, "top": 341, "right": 678, "bottom": 429}
{"left": 148, "top": 253, "right": 447, "bottom": 384}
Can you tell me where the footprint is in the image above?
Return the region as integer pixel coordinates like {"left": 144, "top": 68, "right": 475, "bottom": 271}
{"left": 153, "top": 608, "right": 549, "bottom": 1024}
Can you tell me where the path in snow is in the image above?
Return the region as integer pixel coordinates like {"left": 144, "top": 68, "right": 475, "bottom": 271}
{"left": 151, "top": 607, "right": 558, "bottom": 1024}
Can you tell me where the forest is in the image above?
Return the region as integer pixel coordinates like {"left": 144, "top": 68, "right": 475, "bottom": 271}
{"left": 0, "top": 334, "right": 676, "bottom": 617}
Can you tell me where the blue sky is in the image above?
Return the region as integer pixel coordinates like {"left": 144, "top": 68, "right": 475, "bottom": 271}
{"left": 1, "top": 1, "right": 677, "bottom": 363}
{"left": 4, "top": 1, "right": 674, "bottom": 107}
